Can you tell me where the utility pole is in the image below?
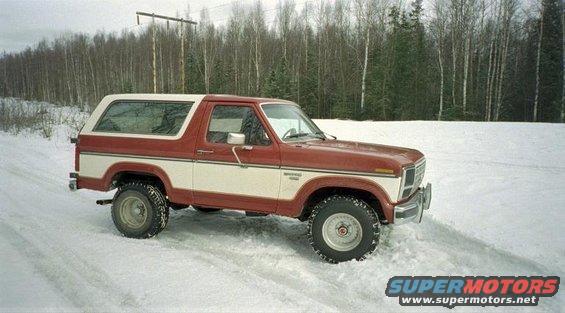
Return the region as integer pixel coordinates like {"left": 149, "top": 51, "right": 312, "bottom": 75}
{"left": 152, "top": 16, "right": 157, "bottom": 93}
{"left": 136, "top": 11, "right": 197, "bottom": 94}
{"left": 180, "top": 22, "right": 185, "bottom": 93}
{"left": 533, "top": 6, "right": 544, "bottom": 122}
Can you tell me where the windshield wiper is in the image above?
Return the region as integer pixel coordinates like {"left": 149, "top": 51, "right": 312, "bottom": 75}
{"left": 314, "top": 131, "right": 328, "bottom": 140}
{"left": 286, "top": 132, "right": 325, "bottom": 140}
{"left": 285, "top": 132, "right": 311, "bottom": 139}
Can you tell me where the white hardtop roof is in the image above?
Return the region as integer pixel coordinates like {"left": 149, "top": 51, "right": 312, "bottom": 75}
{"left": 102, "top": 93, "right": 295, "bottom": 104}
{"left": 102, "top": 94, "right": 206, "bottom": 102}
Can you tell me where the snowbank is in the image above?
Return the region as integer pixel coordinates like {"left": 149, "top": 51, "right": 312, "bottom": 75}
{"left": 316, "top": 119, "right": 565, "bottom": 273}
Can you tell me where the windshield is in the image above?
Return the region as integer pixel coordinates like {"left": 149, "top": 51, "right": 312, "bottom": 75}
{"left": 262, "top": 104, "right": 325, "bottom": 142}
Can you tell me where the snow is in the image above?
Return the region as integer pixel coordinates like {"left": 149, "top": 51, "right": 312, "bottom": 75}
{"left": 315, "top": 120, "right": 565, "bottom": 273}
{"left": 0, "top": 101, "right": 564, "bottom": 311}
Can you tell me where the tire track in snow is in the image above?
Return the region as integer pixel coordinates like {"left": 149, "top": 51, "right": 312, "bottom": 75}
{"left": 157, "top": 211, "right": 564, "bottom": 312}
{"left": 160, "top": 214, "right": 340, "bottom": 310}
{"left": 161, "top": 233, "right": 341, "bottom": 311}
{"left": 0, "top": 217, "right": 141, "bottom": 312}
{"left": 162, "top": 212, "right": 361, "bottom": 310}
{"left": 405, "top": 216, "right": 557, "bottom": 272}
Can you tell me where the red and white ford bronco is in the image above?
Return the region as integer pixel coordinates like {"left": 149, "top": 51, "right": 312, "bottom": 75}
{"left": 70, "top": 94, "right": 431, "bottom": 263}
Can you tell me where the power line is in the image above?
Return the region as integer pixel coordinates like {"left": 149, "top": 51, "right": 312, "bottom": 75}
{"left": 210, "top": 0, "right": 314, "bottom": 25}
{"left": 136, "top": 11, "right": 197, "bottom": 94}
{"left": 136, "top": 11, "right": 197, "bottom": 25}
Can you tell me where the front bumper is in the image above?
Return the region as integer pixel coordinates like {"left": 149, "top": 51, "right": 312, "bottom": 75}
{"left": 393, "top": 183, "right": 432, "bottom": 225}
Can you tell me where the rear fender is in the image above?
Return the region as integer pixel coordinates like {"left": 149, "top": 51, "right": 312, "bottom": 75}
{"left": 103, "top": 162, "right": 173, "bottom": 194}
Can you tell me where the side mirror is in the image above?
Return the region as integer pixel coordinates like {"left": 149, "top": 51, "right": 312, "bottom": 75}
{"left": 227, "top": 132, "right": 245, "bottom": 145}
{"left": 227, "top": 133, "right": 253, "bottom": 167}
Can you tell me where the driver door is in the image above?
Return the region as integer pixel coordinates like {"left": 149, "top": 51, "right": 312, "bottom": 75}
{"left": 192, "top": 102, "right": 281, "bottom": 212}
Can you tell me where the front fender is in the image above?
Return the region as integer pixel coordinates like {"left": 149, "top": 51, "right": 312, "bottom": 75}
{"left": 277, "top": 175, "right": 395, "bottom": 221}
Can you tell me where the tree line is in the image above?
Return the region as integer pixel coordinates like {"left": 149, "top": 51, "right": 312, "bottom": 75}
{"left": 0, "top": 0, "right": 563, "bottom": 122}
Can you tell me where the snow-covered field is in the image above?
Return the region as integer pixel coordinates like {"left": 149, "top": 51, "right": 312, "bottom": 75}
{"left": 1, "top": 102, "right": 564, "bottom": 312}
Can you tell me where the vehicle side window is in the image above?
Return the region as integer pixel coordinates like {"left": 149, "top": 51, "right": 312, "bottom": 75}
{"left": 207, "top": 105, "right": 271, "bottom": 146}
{"left": 94, "top": 101, "right": 193, "bottom": 136}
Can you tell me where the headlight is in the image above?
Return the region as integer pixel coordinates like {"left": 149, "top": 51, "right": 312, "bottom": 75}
{"left": 398, "top": 158, "right": 426, "bottom": 200}
{"left": 399, "top": 166, "right": 415, "bottom": 200}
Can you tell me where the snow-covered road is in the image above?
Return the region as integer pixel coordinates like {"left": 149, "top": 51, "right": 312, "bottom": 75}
{"left": 1, "top": 120, "right": 564, "bottom": 312}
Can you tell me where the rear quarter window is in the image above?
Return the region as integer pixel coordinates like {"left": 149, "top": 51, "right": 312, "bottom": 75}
{"left": 94, "top": 101, "right": 193, "bottom": 136}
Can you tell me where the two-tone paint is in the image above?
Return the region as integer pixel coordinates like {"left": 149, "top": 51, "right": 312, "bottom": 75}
{"left": 74, "top": 94, "right": 425, "bottom": 222}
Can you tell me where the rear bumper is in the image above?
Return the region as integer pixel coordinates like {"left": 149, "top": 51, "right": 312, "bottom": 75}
{"left": 69, "top": 179, "right": 77, "bottom": 191}
{"left": 393, "top": 183, "right": 432, "bottom": 225}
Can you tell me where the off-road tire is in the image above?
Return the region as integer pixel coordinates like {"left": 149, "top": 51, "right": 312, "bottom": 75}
{"left": 111, "top": 182, "right": 169, "bottom": 238}
{"left": 307, "top": 195, "right": 380, "bottom": 263}
{"left": 192, "top": 206, "right": 221, "bottom": 213}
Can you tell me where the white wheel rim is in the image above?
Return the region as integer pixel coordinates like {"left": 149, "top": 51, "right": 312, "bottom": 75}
{"left": 321, "top": 213, "right": 363, "bottom": 252}
{"left": 120, "top": 196, "right": 148, "bottom": 229}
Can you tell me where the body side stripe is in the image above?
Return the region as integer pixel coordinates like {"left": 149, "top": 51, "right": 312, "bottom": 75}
{"left": 81, "top": 151, "right": 193, "bottom": 163}
{"left": 79, "top": 151, "right": 397, "bottom": 178}
{"left": 281, "top": 166, "right": 397, "bottom": 178}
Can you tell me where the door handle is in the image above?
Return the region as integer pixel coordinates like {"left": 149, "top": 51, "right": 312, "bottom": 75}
{"left": 196, "top": 149, "right": 214, "bottom": 155}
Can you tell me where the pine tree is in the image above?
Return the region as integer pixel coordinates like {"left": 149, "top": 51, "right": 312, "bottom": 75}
{"left": 121, "top": 80, "right": 134, "bottom": 93}
{"left": 409, "top": 0, "right": 430, "bottom": 119}
{"left": 263, "top": 58, "right": 292, "bottom": 99}
{"left": 388, "top": 6, "right": 413, "bottom": 120}
{"left": 537, "top": 0, "right": 563, "bottom": 122}
{"left": 300, "top": 36, "right": 319, "bottom": 117}
{"left": 210, "top": 57, "right": 229, "bottom": 94}
{"left": 185, "top": 50, "right": 205, "bottom": 93}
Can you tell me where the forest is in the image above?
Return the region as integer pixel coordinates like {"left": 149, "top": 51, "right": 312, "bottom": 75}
{"left": 0, "top": 0, "right": 563, "bottom": 122}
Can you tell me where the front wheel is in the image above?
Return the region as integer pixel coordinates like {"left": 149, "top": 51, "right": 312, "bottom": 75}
{"left": 308, "top": 195, "right": 380, "bottom": 263}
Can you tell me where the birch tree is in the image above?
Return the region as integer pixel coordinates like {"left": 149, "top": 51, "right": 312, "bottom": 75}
{"left": 354, "top": 0, "right": 376, "bottom": 112}
{"left": 432, "top": 0, "right": 447, "bottom": 120}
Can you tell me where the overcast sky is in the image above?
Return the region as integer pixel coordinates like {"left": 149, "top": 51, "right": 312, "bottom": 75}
{"left": 0, "top": 0, "right": 284, "bottom": 53}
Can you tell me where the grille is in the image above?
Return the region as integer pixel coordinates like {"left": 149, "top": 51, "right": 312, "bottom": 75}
{"left": 412, "top": 159, "right": 426, "bottom": 194}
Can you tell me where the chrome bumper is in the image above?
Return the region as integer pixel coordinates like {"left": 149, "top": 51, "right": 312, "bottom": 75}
{"left": 69, "top": 172, "right": 78, "bottom": 191}
{"left": 69, "top": 179, "right": 77, "bottom": 191}
{"left": 394, "top": 183, "right": 432, "bottom": 225}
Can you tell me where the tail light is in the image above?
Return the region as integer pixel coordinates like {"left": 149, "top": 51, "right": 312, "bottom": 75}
{"left": 72, "top": 137, "right": 80, "bottom": 171}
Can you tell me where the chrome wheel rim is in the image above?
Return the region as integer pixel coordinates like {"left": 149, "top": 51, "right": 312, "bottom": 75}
{"left": 321, "top": 213, "right": 363, "bottom": 252}
{"left": 119, "top": 196, "right": 148, "bottom": 229}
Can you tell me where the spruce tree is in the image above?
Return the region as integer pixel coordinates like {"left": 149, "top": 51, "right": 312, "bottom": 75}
{"left": 185, "top": 50, "right": 205, "bottom": 94}
{"left": 389, "top": 6, "right": 412, "bottom": 120}
{"left": 409, "top": 0, "right": 430, "bottom": 119}
{"left": 300, "top": 38, "right": 319, "bottom": 117}
{"left": 263, "top": 58, "right": 292, "bottom": 99}
{"left": 538, "top": 0, "right": 563, "bottom": 122}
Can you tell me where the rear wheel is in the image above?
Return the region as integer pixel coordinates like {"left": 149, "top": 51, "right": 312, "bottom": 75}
{"left": 111, "top": 182, "right": 169, "bottom": 238}
{"left": 192, "top": 206, "right": 221, "bottom": 213}
{"left": 308, "top": 195, "right": 380, "bottom": 263}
